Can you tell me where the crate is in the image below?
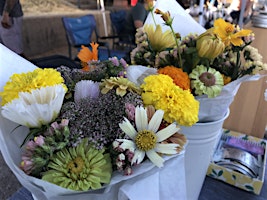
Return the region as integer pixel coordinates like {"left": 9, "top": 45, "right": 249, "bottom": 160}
{"left": 207, "top": 129, "right": 267, "bottom": 195}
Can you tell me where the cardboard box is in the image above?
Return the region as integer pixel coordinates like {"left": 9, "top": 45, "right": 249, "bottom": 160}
{"left": 206, "top": 129, "right": 267, "bottom": 195}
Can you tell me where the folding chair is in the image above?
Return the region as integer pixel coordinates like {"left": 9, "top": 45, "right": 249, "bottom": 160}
{"left": 62, "top": 14, "right": 110, "bottom": 61}
{"left": 109, "top": 10, "right": 136, "bottom": 51}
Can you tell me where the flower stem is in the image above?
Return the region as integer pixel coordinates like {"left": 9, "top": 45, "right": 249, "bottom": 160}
{"left": 170, "top": 25, "right": 183, "bottom": 68}
{"left": 151, "top": 11, "right": 157, "bottom": 26}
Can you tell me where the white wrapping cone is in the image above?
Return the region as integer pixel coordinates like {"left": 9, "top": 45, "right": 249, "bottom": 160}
{"left": 144, "top": 0, "right": 206, "bottom": 37}
{"left": 0, "top": 44, "right": 36, "bottom": 91}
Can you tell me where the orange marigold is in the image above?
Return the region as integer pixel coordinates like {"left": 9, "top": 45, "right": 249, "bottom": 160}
{"left": 158, "top": 66, "right": 190, "bottom": 90}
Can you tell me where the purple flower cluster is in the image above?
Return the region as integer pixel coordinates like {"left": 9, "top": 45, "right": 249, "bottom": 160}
{"left": 59, "top": 90, "right": 143, "bottom": 150}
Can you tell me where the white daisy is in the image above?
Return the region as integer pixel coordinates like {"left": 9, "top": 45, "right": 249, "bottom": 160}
{"left": 1, "top": 85, "right": 66, "bottom": 128}
{"left": 116, "top": 106, "right": 180, "bottom": 168}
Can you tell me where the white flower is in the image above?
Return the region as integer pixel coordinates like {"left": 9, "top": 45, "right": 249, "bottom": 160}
{"left": 244, "top": 45, "right": 263, "bottom": 61}
{"left": 126, "top": 65, "right": 157, "bottom": 86}
{"left": 116, "top": 106, "right": 180, "bottom": 168}
{"left": 74, "top": 80, "right": 99, "bottom": 103}
{"left": 1, "top": 85, "right": 66, "bottom": 128}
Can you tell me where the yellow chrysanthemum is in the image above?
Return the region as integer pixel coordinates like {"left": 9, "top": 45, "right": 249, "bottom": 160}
{"left": 213, "top": 18, "right": 252, "bottom": 47}
{"left": 144, "top": 24, "right": 176, "bottom": 52}
{"left": 100, "top": 77, "right": 141, "bottom": 96}
{"left": 158, "top": 66, "right": 191, "bottom": 90}
{"left": 0, "top": 68, "right": 67, "bottom": 106}
{"left": 141, "top": 74, "right": 199, "bottom": 126}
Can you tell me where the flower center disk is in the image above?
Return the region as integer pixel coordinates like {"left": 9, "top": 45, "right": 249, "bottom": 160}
{"left": 67, "top": 156, "right": 84, "bottom": 174}
{"left": 135, "top": 130, "right": 157, "bottom": 151}
{"left": 199, "top": 72, "right": 216, "bottom": 86}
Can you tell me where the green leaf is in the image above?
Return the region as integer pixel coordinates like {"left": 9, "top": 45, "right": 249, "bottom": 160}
{"left": 217, "top": 170, "right": 223, "bottom": 177}
{"left": 245, "top": 185, "right": 254, "bottom": 191}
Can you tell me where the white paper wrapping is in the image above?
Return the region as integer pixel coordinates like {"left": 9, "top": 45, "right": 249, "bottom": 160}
{"left": 196, "top": 75, "right": 263, "bottom": 122}
{"left": 0, "top": 44, "right": 187, "bottom": 200}
{"left": 126, "top": 65, "right": 265, "bottom": 123}
{"left": 144, "top": 0, "right": 206, "bottom": 37}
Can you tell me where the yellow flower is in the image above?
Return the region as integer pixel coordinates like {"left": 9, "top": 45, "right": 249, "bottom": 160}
{"left": 141, "top": 74, "right": 199, "bottom": 126}
{"left": 213, "top": 18, "right": 252, "bottom": 47}
{"left": 0, "top": 68, "right": 66, "bottom": 106}
{"left": 145, "top": 0, "right": 154, "bottom": 12}
{"left": 100, "top": 77, "right": 141, "bottom": 97}
{"left": 144, "top": 24, "right": 176, "bottom": 52}
{"left": 158, "top": 66, "right": 191, "bottom": 90}
{"left": 196, "top": 28, "right": 225, "bottom": 60}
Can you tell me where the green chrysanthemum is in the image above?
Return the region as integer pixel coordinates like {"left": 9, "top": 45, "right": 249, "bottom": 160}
{"left": 42, "top": 138, "right": 112, "bottom": 191}
{"left": 100, "top": 77, "right": 141, "bottom": 96}
{"left": 141, "top": 74, "right": 199, "bottom": 126}
{"left": 189, "top": 65, "right": 224, "bottom": 98}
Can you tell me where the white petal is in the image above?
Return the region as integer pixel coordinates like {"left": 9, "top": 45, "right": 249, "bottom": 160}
{"left": 155, "top": 143, "right": 179, "bottom": 154}
{"left": 148, "top": 109, "right": 164, "bottom": 132}
{"left": 119, "top": 118, "right": 137, "bottom": 139}
{"left": 116, "top": 139, "right": 135, "bottom": 150}
{"left": 74, "top": 80, "right": 100, "bottom": 103}
{"left": 156, "top": 123, "right": 180, "bottom": 142}
{"left": 146, "top": 150, "right": 164, "bottom": 168}
{"left": 1, "top": 85, "right": 65, "bottom": 128}
{"left": 131, "top": 149, "right": 145, "bottom": 165}
{"left": 135, "top": 106, "right": 148, "bottom": 131}
{"left": 126, "top": 65, "right": 157, "bottom": 86}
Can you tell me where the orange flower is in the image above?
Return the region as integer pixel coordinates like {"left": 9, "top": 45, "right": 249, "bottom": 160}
{"left": 77, "top": 43, "right": 99, "bottom": 71}
{"left": 222, "top": 74, "right": 231, "bottom": 85}
{"left": 158, "top": 66, "right": 190, "bottom": 90}
{"left": 154, "top": 9, "right": 173, "bottom": 26}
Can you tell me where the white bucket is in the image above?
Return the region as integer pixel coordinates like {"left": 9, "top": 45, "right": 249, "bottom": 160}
{"left": 180, "top": 109, "right": 230, "bottom": 200}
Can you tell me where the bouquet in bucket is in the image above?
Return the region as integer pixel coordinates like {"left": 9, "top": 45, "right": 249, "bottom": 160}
{"left": 130, "top": 0, "right": 267, "bottom": 122}
{"left": 0, "top": 43, "right": 188, "bottom": 199}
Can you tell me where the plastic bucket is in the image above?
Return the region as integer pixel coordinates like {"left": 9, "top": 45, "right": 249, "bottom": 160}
{"left": 180, "top": 109, "right": 230, "bottom": 200}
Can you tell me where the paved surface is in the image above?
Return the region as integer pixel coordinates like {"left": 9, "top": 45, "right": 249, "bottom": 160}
{"left": 0, "top": 152, "right": 22, "bottom": 200}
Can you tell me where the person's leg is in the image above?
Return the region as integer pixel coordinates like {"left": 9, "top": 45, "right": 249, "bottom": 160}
{"left": 0, "top": 16, "right": 23, "bottom": 55}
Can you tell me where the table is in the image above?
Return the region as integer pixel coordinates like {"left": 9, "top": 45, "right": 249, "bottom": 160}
{"left": 9, "top": 159, "right": 267, "bottom": 200}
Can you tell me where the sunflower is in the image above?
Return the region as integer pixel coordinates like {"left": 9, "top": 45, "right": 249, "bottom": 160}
{"left": 213, "top": 18, "right": 252, "bottom": 47}
{"left": 189, "top": 65, "right": 224, "bottom": 98}
{"left": 144, "top": 24, "right": 176, "bottom": 52}
{"left": 116, "top": 106, "right": 180, "bottom": 168}
{"left": 42, "top": 138, "right": 112, "bottom": 191}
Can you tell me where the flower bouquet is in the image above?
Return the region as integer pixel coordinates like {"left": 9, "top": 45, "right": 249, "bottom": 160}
{"left": 130, "top": 0, "right": 267, "bottom": 123}
{"left": 0, "top": 43, "right": 188, "bottom": 200}
{"left": 127, "top": 0, "right": 267, "bottom": 199}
